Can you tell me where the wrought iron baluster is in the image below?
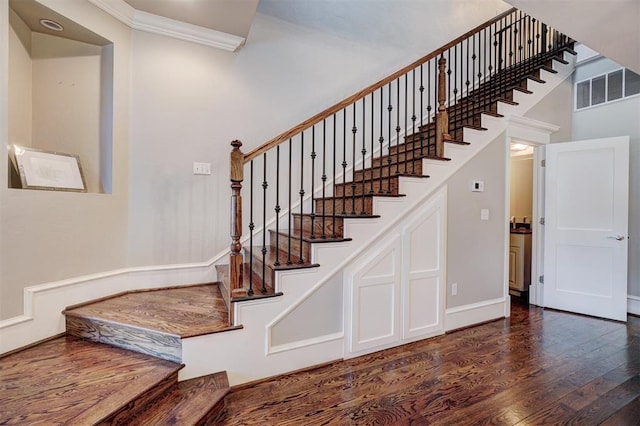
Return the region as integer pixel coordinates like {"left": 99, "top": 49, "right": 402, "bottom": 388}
{"left": 419, "top": 64, "right": 424, "bottom": 161}
{"left": 261, "top": 152, "right": 268, "bottom": 293}
{"left": 322, "top": 119, "right": 327, "bottom": 235}
{"left": 298, "top": 133, "right": 304, "bottom": 264}
{"left": 248, "top": 160, "right": 254, "bottom": 296}
{"left": 287, "top": 139, "right": 292, "bottom": 265}
{"left": 378, "top": 87, "right": 385, "bottom": 193}
{"left": 309, "top": 127, "right": 316, "bottom": 240}
{"left": 332, "top": 114, "right": 337, "bottom": 238}
{"left": 275, "top": 147, "right": 281, "bottom": 266}
{"left": 395, "top": 78, "right": 401, "bottom": 174}
{"left": 360, "top": 97, "right": 367, "bottom": 213}
{"left": 387, "top": 83, "right": 393, "bottom": 187}
{"left": 341, "top": 110, "right": 347, "bottom": 215}
{"left": 351, "top": 103, "right": 357, "bottom": 215}
{"left": 411, "top": 69, "right": 416, "bottom": 174}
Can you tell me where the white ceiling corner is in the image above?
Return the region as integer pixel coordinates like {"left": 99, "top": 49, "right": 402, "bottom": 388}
{"left": 87, "top": 0, "right": 246, "bottom": 52}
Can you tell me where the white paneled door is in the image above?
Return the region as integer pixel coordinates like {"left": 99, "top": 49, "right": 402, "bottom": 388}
{"left": 543, "top": 137, "right": 629, "bottom": 321}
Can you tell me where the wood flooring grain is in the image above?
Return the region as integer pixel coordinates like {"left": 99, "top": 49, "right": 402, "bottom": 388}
{"left": 63, "top": 284, "right": 234, "bottom": 338}
{"left": 218, "top": 303, "right": 640, "bottom": 425}
{"left": 0, "top": 336, "right": 182, "bottom": 425}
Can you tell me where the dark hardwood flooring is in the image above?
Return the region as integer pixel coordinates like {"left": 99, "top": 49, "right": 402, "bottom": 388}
{"left": 219, "top": 302, "right": 640, "bottom": 425}
{"left": 0, "top": 336, "right": 181, "bottom": 424}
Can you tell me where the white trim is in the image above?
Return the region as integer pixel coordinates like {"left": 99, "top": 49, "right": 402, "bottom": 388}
{"left": 445, "top": 298, "right": 507, "bottom": 332}
{"left": 88, "top": 0, "right": 246, "bottom": 51}
{"left": 268, "top": 332, "right": 343, "bottom": 355}
{"left": 503, "top": 116, "right": 559, "bottom": 307}
{"left": 628, "top": 295, "right": 640, "bottom": 316}
{"left": 0, "top": 253, "right": 227, "bottom": 354}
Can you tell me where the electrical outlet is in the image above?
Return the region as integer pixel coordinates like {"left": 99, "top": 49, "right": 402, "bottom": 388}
{"left": 193, "top": 162, "right": 211, "bottom": 175}
{"left": 451, "top": 283, "right": 458, "bottom": 296}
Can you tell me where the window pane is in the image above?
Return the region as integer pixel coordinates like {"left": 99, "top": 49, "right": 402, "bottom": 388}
{"left": 625, "top": 69, "right": 640, "bottom": 96}
{"left": 608, "top": 70, "right": 623, "bottom": 101}
{"left": 576, "top": 80, "right": 590, "bottom": 109}
{"left": 592, "top": 75, "right": 606, "bottom": 105}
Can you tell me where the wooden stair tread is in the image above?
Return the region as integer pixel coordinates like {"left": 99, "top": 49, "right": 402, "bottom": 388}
{"left": 64, "top": 284, "right": 233, "bottom": 339}
{"left": 496, "top": 97, "right": 519, "bottom": 105}
{"left": 129, "top": 372, "right": 230, "bottom": 425}
{"left": 217, "top": 264, "right": 283, "bottom": 302}
{"left": 246, "top": 245, "right": 320, "bottom": 270}
{"left": 552, "top": 56, "right": 569, "bottom": 65}
{"left": 316, "top": 192, "right": 406, "bottom": 202}
{"left": 293, "top": 212, "right": 381, "bottom": 219}
{"left": 271, "top": 229, "right": 352, "bottom": 244}
{"left": 0, "top": 336, "right": 182, "bottom": 425}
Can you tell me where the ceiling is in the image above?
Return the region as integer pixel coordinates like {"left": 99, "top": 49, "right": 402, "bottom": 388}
{"left": 9, "top": 0, "right": 111, "bottom": 45}
{"left": 122, "top": 0, "right": 259, "bottom": 38}
{"left": 506, "top": 0, "right": 640, "bottom": 72}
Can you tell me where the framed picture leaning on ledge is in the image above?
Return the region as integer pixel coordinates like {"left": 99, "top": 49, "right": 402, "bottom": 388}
{"left": 10, "top": 145, "right": 87, "bottom": 192}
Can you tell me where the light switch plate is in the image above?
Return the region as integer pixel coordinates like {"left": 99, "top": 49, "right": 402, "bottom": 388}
{"left": 481, "top": 208, "right": 490, "bottom": 220}
{"left": 193, "top": 162, "right": 211, "bottom": 175}
{"left": 472, "top": 180, "right": 485, "bottom": 192}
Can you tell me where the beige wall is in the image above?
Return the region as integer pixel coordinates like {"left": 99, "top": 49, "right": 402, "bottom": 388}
{"left": 447, "top": 135, "right": 507, "bottom": 308}
{"left": 8, "top": 9, "right": 32, "bottom": 151}
{"left": 0, "top": 0, "right": 130, "bottom": 320}
{"left": 31, "top": 33, "right": 102, "bottom": 193}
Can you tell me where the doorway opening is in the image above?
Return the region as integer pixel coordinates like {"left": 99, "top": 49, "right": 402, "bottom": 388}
{"left": 508, "top": 142, "right": 535, "bottom": 305}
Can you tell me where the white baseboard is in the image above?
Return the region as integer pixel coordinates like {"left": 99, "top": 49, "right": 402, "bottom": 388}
{"left": 0, "top": 259, "right": 221, "bottom": 354}
{"left": 445, "top": 298, "right": 507, "bottom": 332}
{"left": 628, "top": 295, "right": 640, "bottom": 316}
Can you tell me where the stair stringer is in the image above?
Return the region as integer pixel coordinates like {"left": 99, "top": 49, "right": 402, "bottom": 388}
{"left": 179, "top": 52, "right": 575, "bottom": 386}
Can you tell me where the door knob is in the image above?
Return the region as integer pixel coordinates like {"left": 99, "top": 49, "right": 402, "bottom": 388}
{"left": 608, "top": 234, "right": 625, "bottom": 241}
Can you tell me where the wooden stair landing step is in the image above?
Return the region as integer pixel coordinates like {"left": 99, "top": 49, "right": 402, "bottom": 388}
{"left": 0, "top": 336, "right": 228, "bottom": 425}
{"left": 63, "top": 284, "right": 239, "bottom": 363}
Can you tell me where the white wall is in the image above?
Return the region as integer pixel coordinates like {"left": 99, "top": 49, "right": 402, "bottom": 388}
{"left": 0, "top": 0, "right": 131, "bottom": 320}
{"left": 447, "top": 135, "right": 507, "bottom": 308}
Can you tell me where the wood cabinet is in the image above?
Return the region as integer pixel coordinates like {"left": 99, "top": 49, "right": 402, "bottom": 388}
{"left": 509, "top": 232, "right": 532, "bottom": 292}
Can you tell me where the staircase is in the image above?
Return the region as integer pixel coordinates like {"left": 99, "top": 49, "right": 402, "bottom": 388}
{"left": 221, "top": 14, "right": 576, "bottom": 306}
{"left": 0, "top": 8, "right": 577, "bottom": 423}
{"left": 0, "top": 285, "right": 231, "bottom": 424}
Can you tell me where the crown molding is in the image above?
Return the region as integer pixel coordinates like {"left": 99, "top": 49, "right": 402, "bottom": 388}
{"left": 87, "top": 0, "right": 246, "bottom": 52}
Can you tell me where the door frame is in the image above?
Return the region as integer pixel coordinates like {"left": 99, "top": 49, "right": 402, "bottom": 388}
{"left": 504, "top": 116, "right": 560, "bottom": 309}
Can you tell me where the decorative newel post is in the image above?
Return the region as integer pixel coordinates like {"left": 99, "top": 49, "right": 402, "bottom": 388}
{"left": 229, "top": 140, "right": 244, "bottom": 298}
{"left": 436, "top": 56, "right": 451, "bottom": 158}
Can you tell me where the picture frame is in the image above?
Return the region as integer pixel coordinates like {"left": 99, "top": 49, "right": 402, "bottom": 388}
{"left": 10, "top": 145, "right": 87, "bottom": 192}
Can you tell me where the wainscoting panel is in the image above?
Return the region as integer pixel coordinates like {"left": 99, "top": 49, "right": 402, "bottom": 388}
{"left": 402, "top": 197, "right": 445, "bottom": 340}
{"left": 348, "top": 237, "right": 401, "bottom": 354}
{"left": 345, "top": 188, "right": 446, "bottom": 358}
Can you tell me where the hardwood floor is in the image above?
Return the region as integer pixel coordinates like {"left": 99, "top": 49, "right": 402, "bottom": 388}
{"left": 219, "top": 303, "right": 640, "bottom": 425}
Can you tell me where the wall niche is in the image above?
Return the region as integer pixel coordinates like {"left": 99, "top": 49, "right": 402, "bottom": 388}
{"left": 8, "top": 0, "right": 113, "bottom": 193}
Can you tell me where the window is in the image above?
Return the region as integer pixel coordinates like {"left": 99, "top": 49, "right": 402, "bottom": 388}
{"left": 625, "top": 69, "right": 640, "bottom": 97}
{"left": 575, "top": 68, "right": 640, "bottom": 110}
{"left": 607, "top": 70, "right": 623, "bottom": 101}
{"left": 591, "top": 75, "right": 606, "bottom": 105}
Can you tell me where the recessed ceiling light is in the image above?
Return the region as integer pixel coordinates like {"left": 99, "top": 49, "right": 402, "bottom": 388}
{"left": 510, "top": 143, "right": 529, "bottom": 151}
{"left": 40, "top": 18, "right": 64, "bottom": 32}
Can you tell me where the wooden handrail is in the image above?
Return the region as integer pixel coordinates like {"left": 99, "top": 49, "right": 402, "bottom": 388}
{"left": 243, "top": 7, "right": 517, "bottom": 163}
